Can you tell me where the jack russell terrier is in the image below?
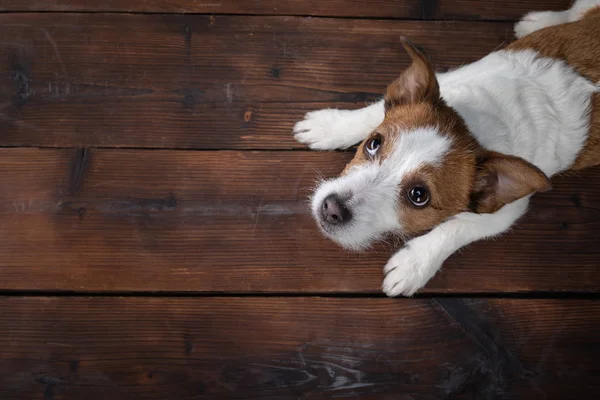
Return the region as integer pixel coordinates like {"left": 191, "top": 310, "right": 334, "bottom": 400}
{"left": 293, "top": 1, "right": 600, "bottom": 296}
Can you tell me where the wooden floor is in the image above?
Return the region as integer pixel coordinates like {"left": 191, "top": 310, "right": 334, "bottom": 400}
{"left": 1, "top": 0, "right": 600, "bottom": 398}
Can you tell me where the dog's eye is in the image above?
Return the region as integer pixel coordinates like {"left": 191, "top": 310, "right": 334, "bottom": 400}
{"left": 407, "top": 186, "right": 430, "bottom": 207}
{"left": 365, "top": 135, "right": 382, "bottom": 156}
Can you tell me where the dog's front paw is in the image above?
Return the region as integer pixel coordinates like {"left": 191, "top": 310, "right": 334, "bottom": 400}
{"left": 514, "top": 11, "right": 567, "bottom": 38}
{"left": 382, "top": 245, "right": 442, "bottom": 297}
{"left": 293, "top": 109, "right": 349, "bottom": 150}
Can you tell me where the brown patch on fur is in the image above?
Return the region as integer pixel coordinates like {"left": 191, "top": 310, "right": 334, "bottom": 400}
{"left": 470, "top": 152, "right": 552, "bottom": 214}
{"left": 508, "top": 9, "right": 600, "bottom": 170}
{"left": 582, "top": 5, "right": 600, "bottom": 21}
{"left": 343, "top": 102, "right": 479, "bottom": 171}
{"left": 385, "top": 37, "right": 440, "bottom": 111}
{"left": 398, "top": 154, "right": 475, "bottom": 237}
{"left": 389, "top": 106, "right": 481, "bottom": 237}
{"left": 573, "top": 94, "right": 600, "bottom": 170}
{"left": 344, "top": 102, "right": 474, "bottom": 167}
{"left": 342, "top": 128, "right": 395, "bottom": 174}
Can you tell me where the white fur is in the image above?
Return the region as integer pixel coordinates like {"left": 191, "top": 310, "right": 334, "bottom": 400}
{"left": 294, "top": 101, "right": 384, "bottom": 150}
{"left": 438, "top": 49, "right": 597, "bottom": 176}
{"left": 515, "top": 0, "right": 600, "bottom": 39}
{"left": 382, "top": 197, "right": 530, "bottom": 296}
{"left": 294, "top": 2, "right": 600, "bottom": 296}
{"left": 310, "top": 128, "right": 450, "bottom": 250}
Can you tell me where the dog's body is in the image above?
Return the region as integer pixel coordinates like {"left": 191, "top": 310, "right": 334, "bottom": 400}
{"left": 293, "top": 1, "right": 600, "bottom": 296}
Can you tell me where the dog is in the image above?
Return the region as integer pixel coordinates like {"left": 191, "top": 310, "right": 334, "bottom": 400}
{"left": 293, "top": 0, "right": 600, "bottom": 297}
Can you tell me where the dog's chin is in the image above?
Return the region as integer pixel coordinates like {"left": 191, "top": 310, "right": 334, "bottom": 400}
{"left": 315, "top": 219, "right": 379, "bottom": 252}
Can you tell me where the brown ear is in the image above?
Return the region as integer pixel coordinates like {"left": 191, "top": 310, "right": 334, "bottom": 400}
{"left": 384, "top": 37, "right": 440, "bottom": 112}
{"left": 470, "top": 151, "right": 552, "bottom": 213}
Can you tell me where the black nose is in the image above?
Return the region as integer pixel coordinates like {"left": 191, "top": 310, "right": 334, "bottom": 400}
{"left": 320, "top": 194, "right": 352, "bottom": 225}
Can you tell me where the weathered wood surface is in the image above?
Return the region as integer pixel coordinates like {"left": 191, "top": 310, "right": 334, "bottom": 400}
{"left": 1, "top": 297, "right": 599, "bottom": 399}
{"left": 0, "top": 148, "right": 598, "bottom": 293}
{"left": 0, "top": 2, "right": 598, "bottom": 399}
{"left": 424, "top": 0, "right": 570, "bottom": 20}
{"left": 0, "top": 14, "right": 514, "bottom": 149}
{"left": 0, "top": 0, "right": 572, "bottom": 20}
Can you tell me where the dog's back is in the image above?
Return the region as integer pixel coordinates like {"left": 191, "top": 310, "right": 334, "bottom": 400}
{"left": 509, "top": 6, "right": 600, "bottom": 170}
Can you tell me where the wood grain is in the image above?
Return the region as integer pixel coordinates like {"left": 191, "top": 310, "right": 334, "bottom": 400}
{"left": 0, "top": 5, "right": 596, "bottom": 400}
{"left": 1, "top": 296, "right": 599, "bottom": 399}
{"left": 1, "top": 148, "right": 599, "bottom": 294}
{"left": 0, "top": 14, "right": 514, "bottom": 149}
{"left": 0, "top": 0, "right": 423, "bottom": 17}
{"left": 0, "top": 0, "right": 572, "bottom": 20}
{"left": 424, "top": 0, "right": 571, "bottom": 20}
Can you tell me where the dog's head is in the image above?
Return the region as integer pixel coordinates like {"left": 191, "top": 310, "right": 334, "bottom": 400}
{"left": 311, "top": 38, "right": 551, "bottom": 250}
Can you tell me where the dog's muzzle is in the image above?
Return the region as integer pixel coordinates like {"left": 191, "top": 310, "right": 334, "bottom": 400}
{"left": 319, "top": 194, "right": 352, "bottom": 226}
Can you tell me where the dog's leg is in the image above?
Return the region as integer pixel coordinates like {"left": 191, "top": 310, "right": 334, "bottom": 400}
{"left": 293, "top": 100, "right": 385, "bottom": 150}
{"left": 514, "top": 0, "right": 600, "bottom": 39}
{"left": 514, "top": 9, "right": 570, "bottom": 39}
{"left": 382, "top": 196, "right": 530, "bottom": 297}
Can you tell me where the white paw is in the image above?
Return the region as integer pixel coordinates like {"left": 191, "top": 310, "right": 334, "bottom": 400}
{"left": 382, "top": 244, "right": 443, "bottom": 297}
{"left": 293, "top": 109, "right": 354, "bottom": 150}
{"left": 514, "top": 10, "right": 567, "bottom": 38}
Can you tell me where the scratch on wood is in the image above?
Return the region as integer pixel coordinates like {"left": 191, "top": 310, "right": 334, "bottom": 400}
{"left": 45, "top": 341, "right": 73, "bottom": 347}
{"left": 41, "top": 28, "right": 67, "bottom": 76}
{"left": 225, "top": 83, "right": 232, "bottom": 105}
{"left": 68, "top": 148, "right": 91, "bottom": 194}
{"left": 291, "top": 341, "right": 404, "bottom": 393}
{"left": 182, "top": 23, "right": 192, "bottom": 61}
{"left": 94, "top": 194, "right": 178, "bottom": 214}
{"left": 252, "top": 196, "right": 264, "bottom": 236}
{"left": 59, "top": 200, "right": 303, "bottom": 217}
{"left": 272, "top": 33, "right": 321, "bottom": 83}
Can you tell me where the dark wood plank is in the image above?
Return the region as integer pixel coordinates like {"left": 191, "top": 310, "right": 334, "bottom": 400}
{"left": 0, "top": 0, "right": 422, "bottom": 17}
{"left": 424, "top": 0, "right": 571, "bottom": 20}
{"left": 0, "top": 14, "right": 514, "bottom": 149}
{"left": 0, "top": 0, "right": 572, "bottom": 20}
{"left": 1, "top": 296, "right": 599, "bottom": 399}
{"left": 1, "top": 148, "right": 599, "bottom": 293}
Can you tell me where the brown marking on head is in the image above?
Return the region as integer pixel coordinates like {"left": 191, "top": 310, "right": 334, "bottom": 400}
{"left": 342, "top": 103, "right": 455, "bottom": 174}
{"left": 384, "top": 37, "right": 441, "bottom": 111}
{"left": 344, "top": 37, "right": 467, "bottom": 175}
{"left": 398, "top": 161, "right": 470, "bottom": 237}
{"left": 329, "top": 37, "right": 553, "bottom": 242}
{"left": 469, "top": 151, "right": 552, "bottom": 213}
{"left": 339, "top": 38, "right": 482, "bottom": 237}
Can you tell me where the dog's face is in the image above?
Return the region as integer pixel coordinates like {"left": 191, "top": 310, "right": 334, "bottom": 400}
{"left": 311, "top": 38, "right": 552, "bottom": 250}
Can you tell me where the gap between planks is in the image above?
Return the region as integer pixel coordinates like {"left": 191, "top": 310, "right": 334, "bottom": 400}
{"left": 0, "top": 290, "right": 599, "bottom": 299}
{"left": 0, "top": 10, "right": 529, "bottom": 23}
